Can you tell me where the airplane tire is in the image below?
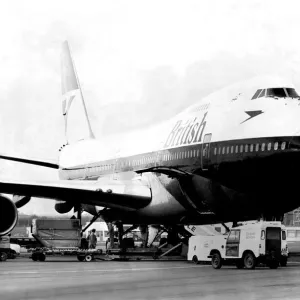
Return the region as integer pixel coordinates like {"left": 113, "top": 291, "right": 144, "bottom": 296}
{"left": 243, "top": 252, "right": 256, "bottom": 269}
{"left": 211, "top": 253, "right": 222, "bottom": 269}
{"left": 0, "top": 252, "right": 7, "bottom": 262}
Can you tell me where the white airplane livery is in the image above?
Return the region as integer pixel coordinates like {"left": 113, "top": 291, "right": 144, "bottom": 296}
{"left": 0, "top": 41, "right": 300, "bottom": 236}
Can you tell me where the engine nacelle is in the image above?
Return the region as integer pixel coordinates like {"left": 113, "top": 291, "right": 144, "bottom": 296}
{"left": 0, "top": 195, "right": 18, "bottom": 236}
{"left": 55, "top": 200, "right": 74, "bottom": 214}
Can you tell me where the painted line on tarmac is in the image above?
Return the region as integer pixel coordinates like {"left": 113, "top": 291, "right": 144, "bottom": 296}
{"left": 0, "top": 265, "right": 208, "bottom": 275}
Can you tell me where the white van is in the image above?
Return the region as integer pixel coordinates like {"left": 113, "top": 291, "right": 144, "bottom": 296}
{"left": 188, "top": 221, "right": 286, "bottom": 269}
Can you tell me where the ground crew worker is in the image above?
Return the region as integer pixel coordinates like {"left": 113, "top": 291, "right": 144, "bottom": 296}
{"left": 88, "top": 229, "right": 97, "bottom": 249}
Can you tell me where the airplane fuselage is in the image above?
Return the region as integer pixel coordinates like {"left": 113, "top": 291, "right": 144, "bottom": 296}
{"left": 58, "top": 76, "right": 300, "bottom": 224}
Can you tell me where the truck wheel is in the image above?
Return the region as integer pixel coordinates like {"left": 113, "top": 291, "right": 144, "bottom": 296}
{"left": 269, "top": 261, "right": 279, "bottom": 269}
{"left": 211, "top": 253, "right": 222, "bottom": 269}
{"left": 192, "top": 255, "right": 200, "bottom": 264}
{"left": 243, "top": 252, "right": 256, "bottom": 269}
{"left": 0, "top": 252, "right": 7, "bottom": 262}
{"left": 280, "top": 257, "right": 287, "bottom": 267}
{"left": 84, "top": 254, "right": 93, "bottom": 262}
{"left": 39, "top": 253, "right": 46, "bottom": 262}
{"left": 77, "top": 254, "right": 85, "bottom": 262}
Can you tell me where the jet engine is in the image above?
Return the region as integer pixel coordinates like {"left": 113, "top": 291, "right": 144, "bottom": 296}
{"left": 0, "top": 195, "right": 18, "bottom": 236}
{"left": 55, "top": 200, "right": 74, "bottom": 214}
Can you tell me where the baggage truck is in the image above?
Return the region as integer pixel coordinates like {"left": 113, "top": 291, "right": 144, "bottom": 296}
{"left": 188, "top": 221, "right": 288, "bottom": 269}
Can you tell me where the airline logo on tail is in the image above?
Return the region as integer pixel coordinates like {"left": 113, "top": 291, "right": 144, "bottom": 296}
{"left": 60, "top": 41, "right": 95, "bottom": 142}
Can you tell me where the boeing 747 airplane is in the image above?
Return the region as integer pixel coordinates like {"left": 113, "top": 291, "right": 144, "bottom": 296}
{"left": 0, "top": 41, "right": 300, "bottom": 236}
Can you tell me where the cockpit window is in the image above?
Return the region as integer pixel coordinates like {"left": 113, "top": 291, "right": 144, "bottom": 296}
{"left": 251, "top": 89, "right": 262, "bottom": 100}
{"left": 252, "top": 87, "right": 299, "bottom": 100}
{"left": 252, "top": 89, "right": 266, "bottom": 100}
{"left": 258, "top": 89, "right": 265, "bottom": 98}
{"left": 266, "top": 88, "right": 287, "bottom": 98}
{"left": 285, "top": 88, "right": 299, "bottom": 98}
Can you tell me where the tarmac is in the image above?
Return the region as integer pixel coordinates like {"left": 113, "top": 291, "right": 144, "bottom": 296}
{"left": 1, "top": 256, "right": 300, "bottom": 300}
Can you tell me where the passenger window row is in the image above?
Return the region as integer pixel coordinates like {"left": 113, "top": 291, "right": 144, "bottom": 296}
{"left": 67, "top": 141, "right": 287, "bottom": 179}
{"left": 214, "top": 141, "right": 286, "bottom": 155}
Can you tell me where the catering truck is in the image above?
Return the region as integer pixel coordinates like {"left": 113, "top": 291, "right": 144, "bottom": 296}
{"left": 188, "top": 221, "right": 288, "bottom": 269}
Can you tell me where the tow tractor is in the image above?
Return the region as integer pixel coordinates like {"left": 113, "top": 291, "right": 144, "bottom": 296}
{"left": 188, "top": 221, "right": 288, "bottom": 269}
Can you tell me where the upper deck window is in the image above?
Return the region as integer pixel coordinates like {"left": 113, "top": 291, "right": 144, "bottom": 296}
{"left": 266, "top": 88, "right": 287, "bottom": 98}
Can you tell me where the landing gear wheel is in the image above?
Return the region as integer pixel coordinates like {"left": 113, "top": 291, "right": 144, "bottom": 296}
{"left": 84, "top": 254, "right": 93, "bottom": 262}
{"left": 280, "top": 257, "right": 287, "bottom": 267}
{"left": 39, "top": 253, "right": 46, "bottom": 262}
{"left": 269, "top": 261, "right": 279, "bottom": 269}
{"left": 192, "top": 255, "right": 200, "bottom": 265}
{"left": 211, "top": 253, "right": 222, "bottom": 269}
{"left": 32, "top": 252, "right": 39, "bottom": 261}
{"left": 0, "top": 252, "right": 7, "bottom": 262}
{"left": 243, "top": 252, "right": 256, "bottom": 269}
{"left": 77, "top": 254, "right": 85, "bottom": 262}
{"left": 236, "top": 259, "right": 244, "bottom": 269}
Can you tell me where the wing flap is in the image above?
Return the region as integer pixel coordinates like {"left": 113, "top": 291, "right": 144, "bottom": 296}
{"left": 0, "top": 179, "right": 151, "bottom": 211}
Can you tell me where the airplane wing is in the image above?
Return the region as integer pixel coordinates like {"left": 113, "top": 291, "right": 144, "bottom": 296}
{"left": 0, "top": 154, "right": 59, "bottom": 169}
{"left": 0, "top": 178, "right": 151, "bottom": 211}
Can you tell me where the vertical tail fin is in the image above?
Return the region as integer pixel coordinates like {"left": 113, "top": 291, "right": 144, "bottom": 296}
{"left": 61, "top": 41, "right": 95, "bottom": 143}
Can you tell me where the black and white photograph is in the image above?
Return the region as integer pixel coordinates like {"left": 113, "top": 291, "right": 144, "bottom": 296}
{"left": 1, "top": 1, "right": 300, "bottom": 299}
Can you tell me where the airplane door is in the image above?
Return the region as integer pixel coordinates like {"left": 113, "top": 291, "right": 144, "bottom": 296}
{"left": 225, "top": 229, "right": 240, "bottom": 257}
{"left": 201, "top": 133, "right": 212, "bottom": 170}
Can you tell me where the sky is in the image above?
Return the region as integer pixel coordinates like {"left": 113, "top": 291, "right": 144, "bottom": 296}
{"left": 1, "top": 0, "right": 300, "bottom": 215}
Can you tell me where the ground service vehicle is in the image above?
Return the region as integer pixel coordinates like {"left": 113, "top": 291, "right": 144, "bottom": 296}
{"left": 0, "top": 235, "right": 19, "bottom": 261}
{"left": 188, "top": 221, "right": 287, "bottom": 269}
